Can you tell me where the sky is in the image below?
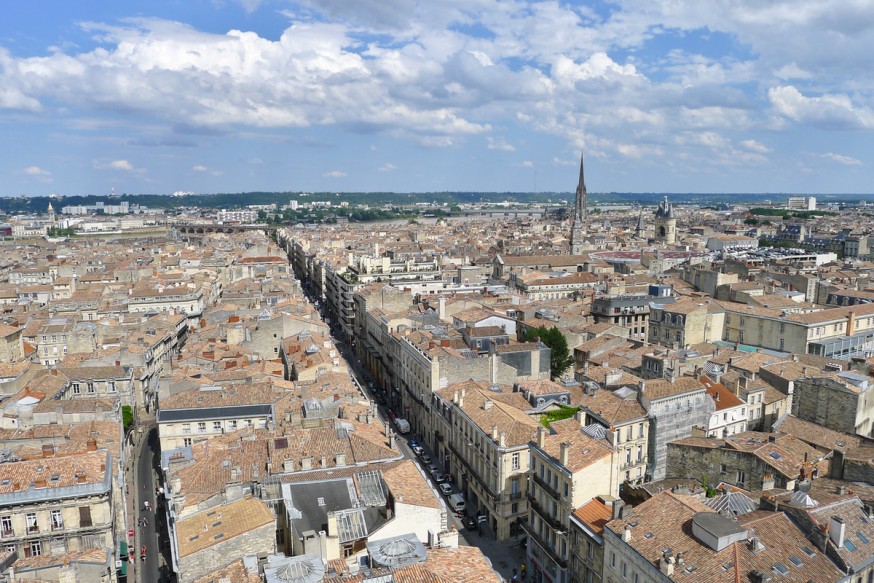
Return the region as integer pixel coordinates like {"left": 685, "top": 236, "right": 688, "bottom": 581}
{"left": 1, "top": 0, "right": 873, "bottom": 197}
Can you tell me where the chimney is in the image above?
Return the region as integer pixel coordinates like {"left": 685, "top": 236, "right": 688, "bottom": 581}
{"left": 484, "top": 400, "right": 494, "bottom": 411}
{"left": 459, "top": 388, "right": 465, "bottom": 408}
{"left": 829, "top": 516, "right": 846, "bottom": 548}
{"left": 41, "top": 444, "right": 55, "bottom": 458}
{"left": 638, "top": 380, "right": 646, "bottom": 393}
{"left": 660, "top": 555, "right": 675, "bottom": 576}
{"left": 749, "top": 537, "right": 765, "bottom": 553}
{"left": 51, "top": 369, "right": 58, "bottom": 376}
{"left": 622, "top": 524, "right": 632, "bottom": 542}
{"left": 301, "top": 456, "right": 312, "bottom": 470}
{"left": 385, "top": 421, "right": 391, "bottom": 437}
{"left": 560, "top": 442, "right": 570, "bottom": 467}
{"left": 537, "top": 426, "right": 548, "bottom": 448}
{"left": 491, "top": 425, "right": 499, "bottom": 440}
{"left": 847, "top": 311, "right": 856, "bottom": 336}
{"left": 768, "top": 434, "right": 776, "bottom": 443}
{"left": 389, "top": 431, "right": 396, "bottom": 449}
{"left": 283, "top": 459, "right": 294, "bottom": 472}
{"left": 750, "top": 571, "right": 772, "bottom": 583}
{"left": 336, "top": 452, "right": 346, "bottom": 466}
{"left": 762, "top": 473, "right": 775, "bottom": 491}
{"left": 86, "top": 438, "right": 98, "bottom": 451}
{"left": 453, "top": 390, "right": 459, "bottom": 404}
{"left": 499, "top": 431, "right": 506, "bottom": 448}
{"left": 438, "top": 296, "right": 446, "bottom": 320}
{"left": 611, "top": 500, "right": 626, "bottom": 520}
{"left": 320, "top": 454, "right": 327, "bottom": 468}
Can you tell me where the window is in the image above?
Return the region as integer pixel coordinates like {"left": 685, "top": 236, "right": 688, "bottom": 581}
{"left": 626, "top": 426, "right": 633, "bottom": 440}
{"left": 512, "top": 453, "right": 520, "bottom": 470}
{"left": 740, "top": 317, "right": 745, "bottom": 326}
{"left": 213, "top": 421, "right": 222, "bottom": 432}
{"left": 736, "top": 470, "right": 746, "bottom": 485}
{"left": 25, "top": 540, "right": 42, "bottom": 558}
{"left": 780, "top": 322, "right": 785, "bottom": 333}
{"left": 739, "top": 331, "right": 744, "bottom": 343}
{"left": 72, "top": 383, "right": 80, "bottom": 395}
{"left": 779, "top": 338, "right": 784, "bottom": 350}
{"left": 197, "top": 422, "right": 207, "bottom": 433}
{"left": 675, "top": 331, "right": 682, "bottom": 342}
{"left": 611, "top": 552, "right": 616, "bottom": 568}
{"left": 182, "top": 423, "right": 191, "bottom": 434}
{"left": 183, "top": 438, "right": 192, "bottom": 447}
{"left": 638, "top": 423, "right": 644, "bottom": 438}
{"left": 637, "top": 445, "right": 643, "bottom": 463}
{"left": 86, "top": 382, "right": 95, "bottom": 394}
{"left": 79, "top": 507, "right": 92, "bottom": 528}
{"left": 1, "top": 516, "right": 12, "bottom": 536}
{"left": 229, "top": 420, "right": 237, "bottom": 430}
{"left": 26, "top": 513, "right": 38, "bottom": 533}
{"left": 108, "top": 381, "right": 116, "bottom": 393}
{"left": 512, "top": 502, "right": 519, "bottom": 514}
{"left": 51, "top": 510, "right": 63, "bottom": 530}
{"left": 587, "top": 540, "right": 595, "bottom": 559}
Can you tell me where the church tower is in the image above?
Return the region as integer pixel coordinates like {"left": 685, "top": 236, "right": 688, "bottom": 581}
{"left": 634, "top": 206, "right": 647, "bottom": 239}
{"left": 570, "top": 152, "right": 588, "bottom": 255}
{"left": 47, "top": 201, "right": 56, "bottom": 224}
{"left": 654, "top": 195, "right": 676, "bottom": 244}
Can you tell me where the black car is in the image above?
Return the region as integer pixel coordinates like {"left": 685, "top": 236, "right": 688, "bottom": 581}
{"left": 463, "top": 515, "right": 477, "bottom": 531}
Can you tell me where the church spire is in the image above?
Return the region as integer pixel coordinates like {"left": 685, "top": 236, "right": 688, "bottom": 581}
{"left": 574, "top": 151, "right": 587, "bottom": 222}
{"left": 570, "top": 150, "right": 588, "bottom": 255}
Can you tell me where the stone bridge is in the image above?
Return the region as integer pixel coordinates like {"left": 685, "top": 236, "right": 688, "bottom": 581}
{"left": 175, "top": 223, "right": 277, "bottom": 236}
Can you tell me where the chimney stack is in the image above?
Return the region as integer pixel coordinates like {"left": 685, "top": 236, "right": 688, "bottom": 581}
{"left": 560, "top": 442, "right": 570, "bottom": 467}
{"left": 537, "top": 426, "right": 548, "bottom": 448}
{"left": 829, "top": 516, "right": 846, "bottom": 548}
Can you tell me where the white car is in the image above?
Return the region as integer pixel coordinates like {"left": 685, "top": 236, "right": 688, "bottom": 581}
{"left": 433, "top": 472, "right": 447, "bottom": 484}
{"left": 439, "top": 483, "right": 453, "bottom": 496}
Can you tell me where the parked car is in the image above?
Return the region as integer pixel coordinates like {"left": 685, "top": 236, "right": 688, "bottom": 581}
{"left": 463, "top": 515, "right": 477, "bottom": 531}
{"left": 433, "top": 472, "right": 447, "bottom": 484}
{"left": 428, "top": 464, "right": 439, "bottom": 475}
{"left": 439, "top": 483, "right": 453, "bottom": 496}
{"left": 408, "top": 439, "right": 420, "bottom": 449}
{"left": 419, "top": 454, "right": 432, "bottom": 465}
{"left": 411, "top": 445, "right": 424, "bottom": 456}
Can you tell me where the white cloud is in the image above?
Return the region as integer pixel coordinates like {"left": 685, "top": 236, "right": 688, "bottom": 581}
{"left": 378, "top": 163, "right": 397, "bottom": 172}
{"left": 486, "top": 137, "right": 515, "bottom": 152}
{"left": 192, "top": 165, "right": 208, "bottom": 171}
{"left": 24, "top": 165, "right": 51, "bottom": 177}
{"left": 739, "top": 139, "right": 771, "bottom": 154}
{"left": 517, "top": 160, "right": 535, "bottom": 168}
{"left": 822, "top": 152, "right": 862, "bottom": 165}
{"left": 93, "top": 159, "right": 146, "bottom": 173}
{"left": 323, "top": 170, "right": 347, "bottom": 177}
{"left": 769, "top": 85, "right": 874, "bottom": 129}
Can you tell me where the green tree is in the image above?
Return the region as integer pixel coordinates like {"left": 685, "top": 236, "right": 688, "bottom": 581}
{"left": 122, "top": 405, "right": 134, "bottom": 433}
{"left": 525, "top": 325, "right": 575, "bottom": 380}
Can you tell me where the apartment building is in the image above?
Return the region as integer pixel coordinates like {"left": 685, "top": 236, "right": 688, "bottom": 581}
{"left": 526, "top": 422, "right": 618, "bottom": 583}
{"left": 128, "top": 286, "right": 205, "bottom": 318}
{"left": 578, "top": 387, "right": 650, "bottom": 487}
{"left": 699, "top": 375, "right": 748, "bottom": 438}
{"left": 648, "top": 299, "right": 724, "bottom": 349}
{"left": 431, "top": 380, "right": 539, "bottom": 541}
{"left": 0, "top": 325, "right": 24, "bottom": 364}
{"left": 508, "top": 271, "right": 599, "bottom": 301}
{"left": 602, "top": 491, "right": 842, "bottom": 583}
{"left": 0, "top": 449, "right": 114, "bottom": 564}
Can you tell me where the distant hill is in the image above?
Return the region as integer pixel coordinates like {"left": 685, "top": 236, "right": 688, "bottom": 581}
{"left": 1, "top": 190, "right": 872, "bottom": 215}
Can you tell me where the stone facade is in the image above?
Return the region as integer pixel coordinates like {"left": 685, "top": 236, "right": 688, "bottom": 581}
{"left": 793, "top": 376, "right": 874, "bottom": 437}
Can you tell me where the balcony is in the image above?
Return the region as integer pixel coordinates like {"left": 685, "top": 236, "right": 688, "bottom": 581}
{"left": 527, "top": 493, "right": 565, "bottom": 533}
{"left": 1, "top": 528, "right": 12, "bottom": 537}
{"left": 532, "top": 473, "right": 561, "bottom": 501}
{"left": 520, "top": 520, "right": 568, "bottom": 570}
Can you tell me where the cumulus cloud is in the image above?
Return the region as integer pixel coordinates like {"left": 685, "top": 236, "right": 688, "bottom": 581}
{"left": 192, "top": 165, "right": 208, "bottom": 171}
{"left": 822, "top": 153, "right": 862, "bottom": 165}
{"left": 94, "top": 159, "right": 146, "bottom": 173}
{"left": 486, "top": 137, "right": 515, "bottom": 152}
{"left": 769, "top": 85, "right": 874, "bottom": 130}
{"left": 24, "top": 166, "right": 51, "bottom": 177}
{"left": 739, "top": 139, "right": 771, "bottom": 154}
{"left": 378, "top": 163, "right": 397, "bottom": 172}
{"left": 323, "top": 170, "right": 347, "bottom": 177}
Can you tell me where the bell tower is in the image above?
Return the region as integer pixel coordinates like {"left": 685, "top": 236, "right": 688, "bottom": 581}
{"left": 570, "top": 152, "right": 588, "bottom": 255}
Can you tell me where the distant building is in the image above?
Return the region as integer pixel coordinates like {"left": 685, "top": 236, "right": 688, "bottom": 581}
{"left": 787, "top": 195, "right": 816, "bottom": 210}
{"left": 216, "top": 209, "right": 257, "bottom": 223}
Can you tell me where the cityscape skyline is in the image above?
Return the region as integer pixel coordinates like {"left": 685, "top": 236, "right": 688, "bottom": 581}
{"left": 1, "top": 0, "right": 872, "bottom": 196}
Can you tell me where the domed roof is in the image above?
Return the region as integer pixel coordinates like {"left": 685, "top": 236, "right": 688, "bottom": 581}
{"left": 654, "top": 195, "right": 675, "bottom": 219}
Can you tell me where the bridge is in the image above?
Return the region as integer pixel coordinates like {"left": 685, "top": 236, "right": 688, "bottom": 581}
{"left": 174, "top": 223, "right": 277, "bottom": 236}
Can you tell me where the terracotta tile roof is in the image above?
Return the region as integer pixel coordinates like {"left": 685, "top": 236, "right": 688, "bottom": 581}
{"left": 605, "top": 492, "right": 842, "bottom": 582}
{"left": 435, "top": 380, "right": 539, "bottom": 447}
{"left": 699, "top": 375, "right": 745, "bottom": 410}
{"left": 578, "top": 389, "right": 647, "bottom": 425}
{"left": 176, "top": 497, "right": 275, "bottom": 558}
{"left": 193, "top": 559, "right": 261, "bottom": 583}
{"left": 379, "top": 460, "right": 441, "bottom": 509}
{"left": 641, "top": 376, "right": 706, "bottom": 400}
{"left": 572, "top": 497, "right": 612, "bottom": 536}
{"left": 536, "top": 418, "right": 614, "bottom": 473}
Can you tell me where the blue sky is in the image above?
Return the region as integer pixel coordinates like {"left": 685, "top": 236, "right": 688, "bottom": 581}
{"left": 1, "top": 0, "right": 872, "bottom": 196}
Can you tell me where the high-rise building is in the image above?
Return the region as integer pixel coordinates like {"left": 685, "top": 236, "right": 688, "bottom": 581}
{"left": 570, "top": 152, "right": 587, "bottom": 255}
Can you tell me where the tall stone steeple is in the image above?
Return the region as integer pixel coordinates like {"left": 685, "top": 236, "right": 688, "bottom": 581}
{"left": 570, "top": 152, "right": 587, "bottom": 255}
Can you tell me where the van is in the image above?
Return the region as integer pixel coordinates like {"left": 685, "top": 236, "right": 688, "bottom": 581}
{"left": 448, "top": 493, "right": 466, "bottom": 514}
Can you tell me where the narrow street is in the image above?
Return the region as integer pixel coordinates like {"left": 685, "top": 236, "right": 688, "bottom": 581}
{"left": 131, "top": 426, "right": 170, "bottom": 582}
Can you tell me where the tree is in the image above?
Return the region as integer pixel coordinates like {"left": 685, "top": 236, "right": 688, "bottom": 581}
{"left": 122, "top": 405, "right": 134, "bottom": 433}
{"left": 525, "top": 325, "right": 575, "bottom": 380}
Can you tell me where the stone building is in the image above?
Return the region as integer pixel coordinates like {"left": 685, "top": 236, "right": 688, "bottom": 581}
{"left": 792, "top": 373, "right": 874, "bottom": 437}
{"left": 666, "top": 431, "right": 823, "bottom": 491}
{"left": 526, "top": 421, "right": 618, "bottom": 583}
{"left": 647, "top": 299, "right": 723, "bottom": 349}
{"left": 172, "top": 496, "right": 276, "bottom": 583}
{"left": 639, "top": 377, "right": 715, "bottom": 481}
{"left": 653, "top": 196, "right": 677, "bottom": 245}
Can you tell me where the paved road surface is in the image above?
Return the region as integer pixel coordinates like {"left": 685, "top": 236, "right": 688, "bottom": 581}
{"left": 135, "top": 427, "right": 172, "bottom": 582}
